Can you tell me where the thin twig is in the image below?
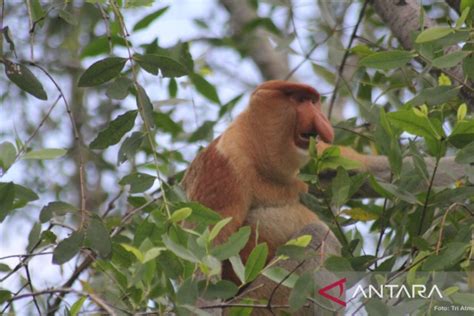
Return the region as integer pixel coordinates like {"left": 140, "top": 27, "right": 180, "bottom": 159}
{"left": 417, "top": 157, "right": 440, "bottom": 236}
{"left": 327, "top": 0, "right": 369, "bottom": 119}
{"left": 24, "top": 264, "right": 41, "bottom": 315}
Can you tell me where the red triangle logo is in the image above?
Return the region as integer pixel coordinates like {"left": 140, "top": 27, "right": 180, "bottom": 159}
{"left": 318, "top": 278, "right": 346, "bottom": 307}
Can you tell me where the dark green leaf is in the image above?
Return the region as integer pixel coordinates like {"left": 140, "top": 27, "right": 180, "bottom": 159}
{"left": 119, "top": 172, "right": 155, "bottom": 193}
{"left": 463, "top": 53, "right": 474, "bottom": 81}
{"left": 211, "top": 226, "right": 251, "bottom": 260}
{"left": 78, "top": 57, "right": 127, "bottom": 87}
{"left": 449, "top": 120, "right": 474, "bottom": 148}
{"left": 377, "top": 182, "right": 419, "bottom": 204}
{"left": 190, "top": 73, "right": 220, "bottom": 104}
{"left": 432, "top": 51, "right": 469, "bottom": 68}
{"left": 168, "top": 78, "right": 178, "bottom": 97}
{"left": 244, "top": 243, "right": 268, "bottom": 283}
{"left": 132, "top": 6, "right": 169, "bottom": 31}
{"left": 188, "top": 120, "right": 215, "bottom": 142}
{"left": 29, "top": 0, "right": 45, "bottom": 27}
{"left": 58, "top": 9, "right": 78, "bottom": 25}
{"left": 0, "top": 182, "right": 14, "bottom": 222}
{"left": 359, "top": 50, "right": 415, "bottom": 70}
{"left": 0, "top": 263, "right": 11, "bottom": 272}
{"left": 134, "top": 54, "right": 188, "bottom": 77}
{"left": 422, "top": 242, "right": 468, "bottom": 271}
{"left": 53, "top": 231, "right": 84, "bottom": 264}
{"left": 0, "top": 290, "right": 12, "bottom": 305}
{"left": 331, "top": 167, "right": 350, "bottom": 207}
{"left": 387, "top": 110, "right": 440, "bottom": 140}
{"left": 289, "top": 272, "right": 314, "bottom": 311}
{"left": 200, "top": 280, "right": 239, "bottom": 300}
{"left": 39, "top": 201, "right": 76, "bottom": 223}
{"left": 106, "top": 77, "right": 133, "bottom": 100}
{"left": 324, "top": 256, "right": 353, "bottom": 271}
{"left": 135, "top": 84, "right": 155, "bottom": 129}
{"left": 5, "top": 61, "right": 47, "bottom": 100}
{"left": 162, "top": 234, "right": 199, "bottom": 263}
{"left": 27, "top": 222, "right": 41, "bottom": 252}
{"left": 154, "top": 112, "right": 183, "bottom": 137}
{"left": 406, "top": 86, "right": 460, "bottom": 107}
{"left": 85, "top": 216, "right": 112, "bottom": 258}
{"left": 455, "top": 141, "right": 474, "bottom": 164}
{"left": 117, "top": 131, "right": 144, "bottom": 164}
{"left": 90, "top": 110, "right": 137, "bottom": 149}
{"left": 0, "top": 142, "right": 16, "bottom": 172}
{"left": 242, "top": 17, "right": 280, "bottom": 35}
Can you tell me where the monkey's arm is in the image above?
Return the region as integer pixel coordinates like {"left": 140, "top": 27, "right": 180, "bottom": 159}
{"left": 315, "top": 142, "right": 466, "bottom": 197}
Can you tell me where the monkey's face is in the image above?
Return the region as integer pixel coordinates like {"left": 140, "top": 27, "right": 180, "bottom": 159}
{"left": 291, "top": 91, "right": 334, "bottom": 150}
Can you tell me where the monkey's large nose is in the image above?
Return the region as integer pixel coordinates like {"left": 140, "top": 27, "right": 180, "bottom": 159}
{"left": 313, "top": 111, "right": 334, "bottom": 143}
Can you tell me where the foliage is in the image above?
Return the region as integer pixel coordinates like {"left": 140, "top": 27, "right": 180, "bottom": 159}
{"left": 0, "top": 0, "right": 473, "bottom": 315}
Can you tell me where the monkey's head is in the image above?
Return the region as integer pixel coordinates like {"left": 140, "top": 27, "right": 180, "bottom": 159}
{"left": 245, "top": 80, "right": 334, "bottom": 178}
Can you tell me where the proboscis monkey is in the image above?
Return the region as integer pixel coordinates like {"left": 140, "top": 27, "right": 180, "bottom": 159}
{"left": 182, "top": 80, "right": 464, "bottom": 315}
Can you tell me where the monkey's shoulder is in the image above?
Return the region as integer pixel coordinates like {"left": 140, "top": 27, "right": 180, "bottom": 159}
{"left": 182, "top": 139, "right": 246, "bottom": 211}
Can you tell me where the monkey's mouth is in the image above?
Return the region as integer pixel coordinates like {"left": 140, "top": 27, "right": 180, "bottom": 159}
{"left": 295, "top": 131, "right": 318, "bottom": 149}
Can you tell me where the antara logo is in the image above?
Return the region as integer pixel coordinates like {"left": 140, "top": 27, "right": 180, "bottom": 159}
{"left": 318, "top": 278, "right": 347, "bottom": 307}
{"left": 317, "top": 278, "right": 445, "bottom": 308}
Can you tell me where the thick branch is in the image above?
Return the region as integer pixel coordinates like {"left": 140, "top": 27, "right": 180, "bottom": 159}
{"left": 372, "top": 0, "right": 474, "bottom": 108}
{"left": 219, "top": 0, "right": 290, "bottom": 80}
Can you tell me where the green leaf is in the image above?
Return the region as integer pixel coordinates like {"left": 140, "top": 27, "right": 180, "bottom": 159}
{"left": 39, "top": 201, "right": 77, "bottom": 223}
{"left": 4, "top": 61, "right": 47, "bottom": 100}
{"left": 190, "top": 73, "right": 220, "bottom": 104}
{"left": 189, "top": 120, "right": 215, "bottom": 142}
{"left": 422, "top": 242, "right": 468, "bottom": 271}
{"left": 462, "top": 52, "right": 474, "bottom": 81}
{"left": 387, "top": 110, "right": 440, "bottom": 140}
{"left": 0, "top": 142, "right": 16, "bottom": 172}
{"left": 170, "top": 207, "right": 192, "bottom": 223}
{"left": 70, "top": 296, "right": 86, "bottom": 316}
{"left": 162, "top": 234, "right": 200, "bottom": 263}
{"left": 209, "top": 217, "right": 233, "bottom": 241}
{"left": 359, "top": 50, "right": 415, "bottom": 70}
{"left": 78, "top": 57, "right": 127, "bottom": 87}
{"left": 53, "top": 231, "right": 84, "bottom": 264}
{"left": 456, "top": 7, "right": 470, "bottom": 28}
{"left": 406, "top": 86, "right": 460, "bottom": 107}
{"left": 119, "top": 172, "right": 155, "bottom": 193}
{"left": 135, "top": 54, "right": 188, "bottom": 77}
{"left": 415, "top": 26, "right": 454, "bottom": 43}
{"left": 449, "top": 120, "right": 474, "bottom": 148}
{"left": 377, "top": 182, "right": 420, "bottom": 204}
{"left": 0, "top": 182, "right": 15, "bottom": 222}
{"left": 27, "top": 222, "right": 41, "bottom": 252}
{"left": 457, "top": 103, "right": 468, "bottom": 121}
{"left": 106, "top": 77, "right": 133, "bottom": 100}
{"left": 90, "top": 110, "right": 137, "bottom": 149}
{"left": 324, "top": 256, "right": 353, "bottom": 272}
{"left": 58, "top": 9, "right": 78, "bottom": 25}
{"left": 289, "top": 272, "right": 314, "bottom": 311}
{"left": 211, "top": 226, "right": 251, "bottom": 260}
{"left": 244, "top": 243, "right": 268, "bottom": 283}
{"left": 431, "top": 51, "right": 469, "bottom": 68}
{"left": 343, "top": 208, "right": 378, "bottom": 221}
{"left": 117, "top": 131, "right": 144, "bottom": 164}
{"left": 455, "top": 141, "right": 474, "bottom": 164}
{"left": 200, "top": 280, "right": 239, "bottom": 300}
{"left": 85, "top": 216, "right": 112, "bottom": 258}
{"left": 331, "top": 167, "right": 350, "bottom": 208}
{"left": 135, "top": 84, "right": 155, "bottom": 129}
{"left": 23, "top": 148, "right": 67, "bottom": 160}
{"left": 0, "top": 290, "right": 12, "bottom": 305}
{"left": 132, "top": 6, "right": 169, "bottom": 31}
